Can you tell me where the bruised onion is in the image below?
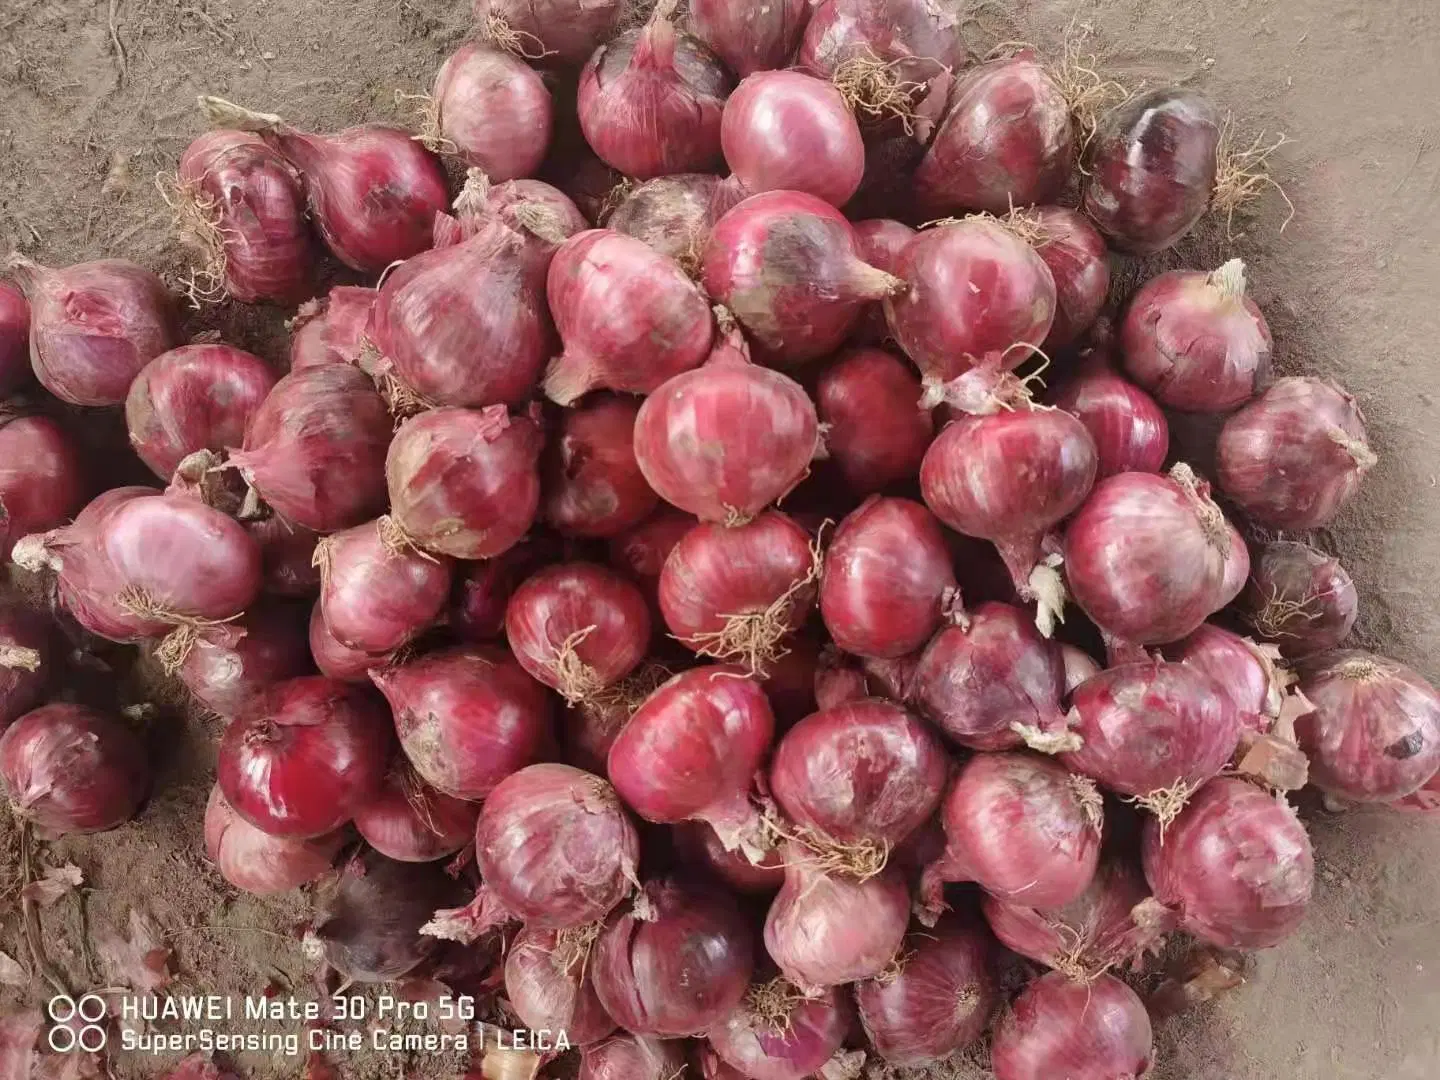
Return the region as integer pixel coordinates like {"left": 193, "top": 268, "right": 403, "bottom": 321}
{"left": 0, "top": 282, "right": 28, "bottom": 394}
{"left": 424, "top": 44, "right": 552, "bottom": 180}
{"left": 177, "top": 602, "right": 312, "bottom": 716}
{"left": 1047, "top": 351, "right": 1169, "bottom": 479}
{"left": 289, "top": 287, "right": 375, "bottom": 370}
{"left": 991, "top": 972, "right": 1153, "bottom": 1080}
{"left": 204, "top": 784, "right": 342, "bottom": 894}
{"left": 1217, "top": 376, "right": 1376, "bottom": 529}
{"left": 692, "top": 0, "right": 809, "bottom": 77}
{"left": 475, "top": 0, "right": 624, "bottom": 66}
{"left": 1241, "top": 540, "right": 1359, "bottom": 657}
{"left": 505, "top": 926, "right": 617, "bottom": 1046}
{"left": 315, "top": 519, "right": 451, "bottom": 655}
{"left": 353, "top": 762, "right": 478, "bottom": 862}
{"left": 0, "top": 604, "right": 50, "bottom": 730}
{"left": 0, "top": 413, "right": 86, "bottom": 561}
{"left": 707, "top": 979, "right": 852, "bottom": 1080}
{"left": 815, "top": 349, "right": 932, "bottom": 496}
{"left": 542, "top": 394, "right": 658, "bottom": 538}
{"left": 1031, "top": 207, "right": 1111, "bottom": 348}
{"left": 607, "top": 173, "right": 734, "bottom": 267}
{"left": 0, "top": 704, "right": 149, "bottom": 834}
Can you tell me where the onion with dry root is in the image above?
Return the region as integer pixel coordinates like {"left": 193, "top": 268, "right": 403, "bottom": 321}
{"left": 1240, "top": 540, "right": 1359, "bottom": 658}
{"left": 420, "top": 43, "right": 552, "bottom": 180}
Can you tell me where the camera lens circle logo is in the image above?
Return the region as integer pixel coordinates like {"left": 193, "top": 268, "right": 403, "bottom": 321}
{"left": 46, "top": 994, "right": 108, "bottom": 1053}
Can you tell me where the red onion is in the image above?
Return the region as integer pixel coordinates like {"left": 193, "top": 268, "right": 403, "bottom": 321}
{"left": 579, "top": 1035, "right": 687, "bottom": 1080}
{"left": 247, "top": 515, "right": 321, "bottom": 598}
{"left": 314, "top": 519, "right": 451, "bottom": 654}
{"left": 354, "top": 762, "right": 479, "bottom": 862}
{"left": 125, "top": 344, "right": 277, "bottom": 480}
{"left": 1143, "top": 776, "right": 1314, "bottom": 948}
{"left": 577, "top": 0, "right": 733, "bottom": 180}
{"left": 722, "top": 71, "right": 865, "bottom": 207}
{"left": 425, "top": 44, "right": 552, "bottom": 180}
{"left": 203, "top": 784, "right": 342, "bottom": 894}
{"left": 850, "top": 220, "right": 915, "bottom": 344}
{"left": 1031, "top": 207, "right": 1110, "bottom": 348}
{"left": 708, "top": 980, "right": 852, "bottom": 1080}
{"left": 173, "top": 130, "right": 313, "bottom": 304}
{"left": 886, "top": 218, "right": 1057, "bottom": 381}
{"left": 1064, "top": 464, "right": 1239, "bottom": 651}
{"left": 675, "top": 820, "right": 786, "bottom": 895}
{"left": 177, "top": 601, "right": 312, "bottom": 717}
{"left": 1047, "top": 351, "right": 1169, "bottom": 479}
{"left": 289, "top": 287, "right": 375, "bottom": 370}
{"left": 607, "top": 173, "right": 736, "bottom": 268}
{"left": 199, "top": 97, "right": 448, "bottom": 273}
{"left": 608, "top": 506, "right": 695, "bottom": 609}
{"left": 543, "top": 229, "right": 714, "bottom": 405}
{"left": 505, "top": 926, "right": 617, "bottom": 1046}
{"left": 991, "top": 972, "right": 1153, "bottom": 1080}
{"left": 475, "top": 0, "right": 624, "bottom": 66}
{"left": 1059, "top": 643, "right": 1102, "bottom": 698}
{"left": 854, "top": 914, "right": 995, "bottom": 1066}
{"left": 691, "top": 0, "right": 808, "bottom": 77}
{"left": 1083, "top": 88, "right": 1221, "bottom": 254}
{"left": 813, "top": 647, "right": 869, "bottom": 711}
{"left": 907, "top": 603, "right": 1076, "bottom": 752}
{"left": 0, "top": 703, "right": 149, "bottom": 834}
{"left": 218, "top": 676, "right": 392, "bottom": 837}
{"left": 1217, "top": 376, "right": 1376, "bottom": 529}
{"left": 372, "top": 645, "right": 552, "bottom": 800}
{"left": 450, "top": 537, "right": 551, "bottom": 643}
{"left": 915, "top": 52, "right": 1073, "bottom": 216}
{"left": 607, "top": 665, "right": 774, "bottom": 856}
{"left": 231, "top": 364, "right": 392, "bottom": 533}
{"left": 815, "top": 349, "right": 931, "bottom": 496}
{"left": 982, "top": 858, "right": 1174, "bottom": 980}
{"left": 308, "top": 602, "right": 396, "bottom": 682}
{"left": 1164, "top": 623, "right": 1289, "bottom": 733}
{"left": 659, "top": 513, "right": 817, "bottom": 673}
{"left": 633, "top": 334, "right": 819, "bottom": 522}
{"left": 921, "top": 752, "right": 1101, "bottom": 915}
{"left": 1121, "top": 259, "right": 1271, "bottom": 412}
{"left": 592, "top": 877, "right": 753, "bottom": 1035}
{"left": 1241, "top": 540, "right": 1358, "bottom": 657}
{"left": 0, "top": 604, "right": 49, "bottom": 731}
{"left": 760, "top": 636, "right": 822, "bottom": 728}
{"left": 702, "top": 190, "right": 904, "bottom": 364}
{"left": 1296, "top": 651, "right": 1440, "bottom": 802}
{"left": 385, "top": 405, "right": 542, "bottom": 560}
{"left": 0, "top": 413, "right": 86, "bottom": 562}
{"left": 542, "top": 394, "right": 658, "bottom": 538}
{"left": 0, "top": 281, "right": 29, "bottom": 394}
{"left": 4, "top": 255, "right": 178, "bottom": 406}
{"left": 764, "top": 848, "right": 910, "bottom": 991}
{"left": 505, "top": 563, "right": 651, "bottom": 702}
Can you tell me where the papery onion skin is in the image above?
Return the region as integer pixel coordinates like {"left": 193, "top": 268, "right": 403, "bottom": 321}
{"left": 815, "top": 349, "right": 932, "bottom": 497}
{"left": 1032, "top": 207, "right": 1111, "bottom": 349}
{"left": 1142, "top": 776, "right": 1314, "bottom": 949}
{"left": 1047, "top": 352, "right": 1169, "bottom": 479}
{"left": 125, "top": 344, "right": 278, "bottom": 480}
{"left": 914, "top": 52, "right": 1074, "bottom": 216}
{"left": 178, "top": 602, "right": 313, "bottom": 717}
{"left": 1058, "top": 644, "right": 1102, "bottom": 699}
{"left": 316, "top": 519, "right": 452, "bottom": 655}
{"left": 475, "top": 0, "right": 625, "bottom": 66}
{"left": 0, "top": 704, "right": 150, "bottom": 834}
{"left": 203, "top": 784, "right": 342, "bottom": 894}
{"left": 721, "top": 71, "right": 865, "bottom": 208}
{"left": 578, "top": 1034, "right": 688, "bottom": 1080}
{"left": 308, "top": 602, "right": 397, "bottom": 683}
{"left": 0, "top": 414, "right": 87, "bottom": 562}
{"left": 1295, "top": 651, "right": 1440, "bottom": 802}
{"left": 1083, "top": 88, "right": 1221, "bottom": 255}
{"left": 1240, "top": 540, "right": 1359, "bottom": 658}
{"left": 217, "top": 676, "right": 392, "bottom": 838}
{"left": 593, "top": 877, "right": 755, "bottom": 1036}
{"left": 231, "top": 364, "right": 392, "bottom": 533}
{"left": 0, "top": 603, "right": 51, "bottom": 730}
{"left": 353, "top": 763, "right": 479, "bottom": 862}
{"left": 607, "top": 173, "right": 729, "bottom": 266}
{"left": 386, "top": 405, "right": 542, "bottom": 560}
{"left": 692, "top": 0, "right": 809, "bottom": 77}
{"left": 289, "top": 286, "right": 376, "bottom": 370}
{"left": 543, "top": 229, "right": 714, "bottom": 405}
{"left": 6, "top": 256, "right": 179, "bottom": 406}
{"left": 854, "top": 914, "right": 996, "bottom": 1066}
{"left": 675, "top": 820, "right": 787, "bottom": 895}
{"left": 1216, "top": 376, "right": 1376, "bottom": 530}
{"left": 504, "top": 926, "right": 617, "bottom": 1046}
{"left": 372, "top": 645, "right": 552, "bottom": 801}
{"left": 707, "top": 981, "right": 852, "bottom": 1080}
{"left": 430, "top": 44, "right": 552, "bottom": 180}
{"left": 990, "top": 971, "right": 1154, "bottom": 1080}
{"left": 543, "top": 394, "right": 658, "bottom": 538}
{"left": 0, "top": 281, "right": 30, "bottom": 394}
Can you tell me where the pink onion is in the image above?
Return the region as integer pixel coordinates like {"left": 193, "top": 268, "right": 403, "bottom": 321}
{"left": 702, "top": 190, "right": 904, "bottom": 365}
{"left": 372, "top": 645, "right": 552, "bottom": 800}
{"left": 231, "top": 364, "right": 392, "bottom": 533}
{"left": 692, "top": 0, "right": 809, "bottom": 77}
{"left": 450, "top": 537, "right": 552, "bottom": 643}
{"left": 1241, "top": 540, "right": 1358, "bottom": 658}
{"left": 0, "top": 281, "right": 29, "bottom": 394}
{"left": 676, "top": 820, "right": 786, "bottom": 895}
{"left": 315, "top": 519, "right": 451, "bottom": 655}
{"left": 991, "top": 972, "right": 1153, "bottom": 1080}
{"left": 707, "top": 980, "right": 852, "bottom": 1080}
{"left": 177, "top": 601, "right": 312, "bottom": 717}
{"left": 353, "top": 762, "right": 479, "bottom": 862}
{"left": 504, "top": 926, "right": 617, "bottom": 1046}
{"left": 1047, "top": 351, "right": 1169, "bottom": 479}
{"left": 308, "top": 602, "right": 397, "bottom": 683}
{"left": 385, "top": 405, "right": 542, "bottom": 560}
{"left": 1164, "top": 623, "right": 1288, "bottom": 733}
{"left": 854, "top": 914, "right": 996, "bottom": 1066}
{"left": 203, "top": 784, "right": 343, "bottom": 894}
{"left": 543, "top": 394, "right": 658, "bottom": 538}
{"left": 1295, "top": 651, "right": 1440, "bottom": 802}
{"left": 474, "top": 0, "right": 625, "bottom": 66}
{"left": 125, "top": 344, "right": 277, "bottom": 480}
{"left": 0, "top": 603, "right": 50, "bottom": 731}
{"left": 1143, "top": 776, "right": 1314, "bottom": 948}
{"left": 607, "top": 173, "right": 737, "bottom": 267}
{"left": 543, "top": 229, "right": 714, "bottom": 405}
{"left": 0, "top": 703, "right": 149, "bottom": 834}
{"left": 4, "top": 255, "right": 178, "bottom": 406}
{"left": 579, "top": 1034, "right": 688, "bottom": 1080}
{"left": 1217, "top": 376, "right": 1376, "bottom": 529}
{"left": 426, "top": 44, "right": 551, "bottom": 180}
{"left": 0, "top": 413, "right": 86, "bottom": 562}
{"left": 577, "top": 0, "right": 732, "bottom": 180}
{"left": 921, "top": 752, "right": 1101, "bottom": 915}
{"left": 885, "top": 218, "right": 1057, "bottom": 380}
{"left": 217, "top": 676, "right": 392, "bottom": 837}
{"left": 1031, "top": 207, "right": 1110, "bottom": 348}
{"left": 289, "top": 287, "right": 375, "bottom": 370}
{"left": 199, "top": 97, "right": 448, "bottom": 273}
{"left": 815, "top": 348, "right": 932, "bottom": 496}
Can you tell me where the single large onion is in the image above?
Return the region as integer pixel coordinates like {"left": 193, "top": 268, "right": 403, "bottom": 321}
{"left": 542, "top": 394, "right": 658, "bottom": 538}
{"left": 707, "top": 979, "right": 852, "bottom": 1080}
{"left": 0, "top": 282, "right": 29, "bottom": 394}
{"left": 815, "top": 348, "right": 932, "bottom": 495}
{"left": 504, "top": 926, "right": 617, "bottom": 1046}
{"left": 0, "top": 603, "right": 50, "bottom": 730}
{"left": 425, "top": 44, "right": 552, "bottom": 180}
{"left": 1143, "top": 776, "right": 1314, "bottom": 949}
{"left": 353, "top": 762, "right": 479, "bottom": 863}
{"left": 1031, "top": 207, "right": 1111, "bottom": 349}
{"left": 474, "top": 0, "right": 624, "bottom": 66}
{"left": 854, "top": 915, "right": 996, "bottom": 1066}
{"left": 177, "top": 602, "right": 312, "bottom": 717}
{"left": 592, "top": 877, "right": 755, "bottom": 1036}
{"left": 0, "top": 704, "right": 149, "bottom": 834}
{"left": 289, "top": 287, "right": 375, "bottom": 370}
{"left": 5, "top": 255, "right": 178, "bottom": 406}
{"left": 1047, "top": 350, "right": 1169, "bottom": 479}
{"left": 1241, "top": 540, "right": 1359, "bottom": 657}
{"left": 0, "top": 413, "right": 86, "bottom": 562}
{"left": 1295, "top": 651, "right": 1440, "bottom": 802}
{"left": 203, "top": 784, "right": 342, "bottom": 894}
{"left": 1217, "top": 376, "right": 1376, "bottom": 529}
{"left": 314, "top": 519, "right": 451, "bottom": 654}
{"left": 920, "top": 752, "right": 1102, "bottom": 917}
{"left": 990, "top": 972, "right": 1154, "bottom": 1080}
{"left": 692, "top": 0, "right": 810, "bottom": 77}
{"left": 578, "top": 1035, "right": 687, "bottom": 1080}
{"left": 372, "top": 646, "right": 551, "bottom": 801}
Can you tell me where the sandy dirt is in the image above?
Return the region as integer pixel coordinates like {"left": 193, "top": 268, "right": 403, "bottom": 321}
{"left": 3, "top": 0, "right": 1440, "bottom": 1078}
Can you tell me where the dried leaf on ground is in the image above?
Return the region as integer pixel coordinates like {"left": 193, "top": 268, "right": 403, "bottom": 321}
{"left": 96, "top": 908, "right": 173, "bottom": 993}
{"left": 20, "top": 863, "right": 84, "bottom": 907}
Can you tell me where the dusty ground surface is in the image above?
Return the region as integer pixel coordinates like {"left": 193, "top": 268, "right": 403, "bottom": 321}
{"left": 3, "top": 0, "right": 1440, "bottom": 1078}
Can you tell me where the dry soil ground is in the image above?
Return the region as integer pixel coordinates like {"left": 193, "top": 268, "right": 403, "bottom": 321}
{"left": 2, "top": 0, "right": 1440, "bottom": 1078}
